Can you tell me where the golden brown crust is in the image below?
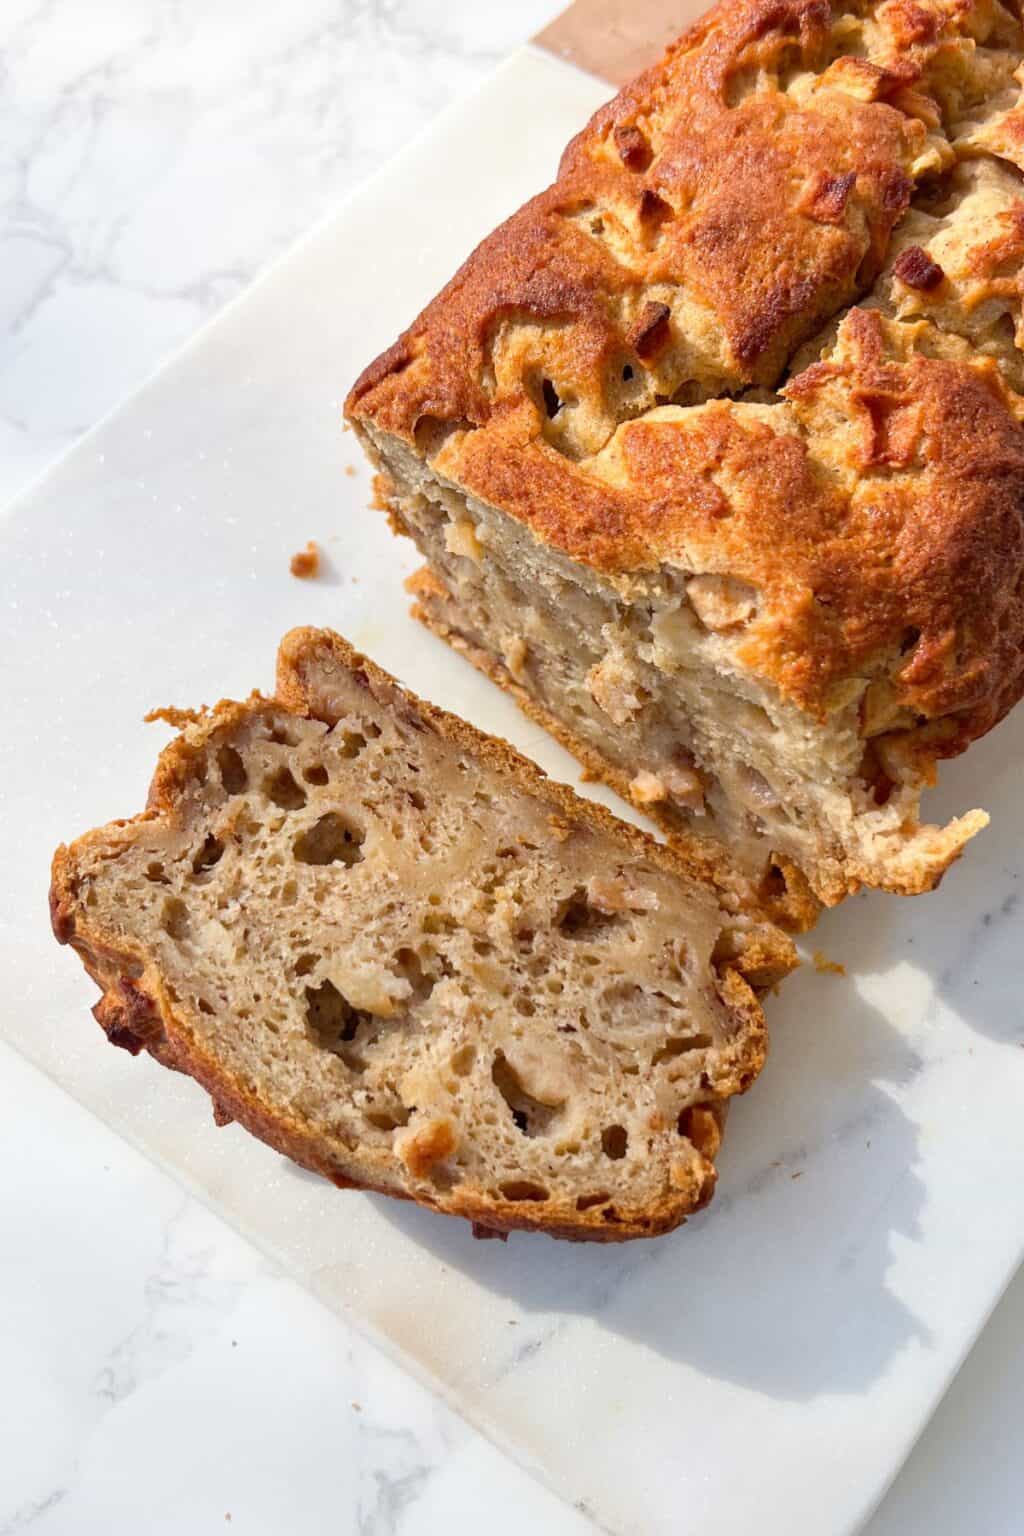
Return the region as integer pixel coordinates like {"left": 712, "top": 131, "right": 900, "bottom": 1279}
{"left": 347, "top": 0, "right": 1024, "bottom": 765}
{"left": 776, "top": 311, "right": 1024, "bottom": 743}
{"left": 50, "top": 629, "right": 795, "bottom": 1244}
{"left": 349, "top": 0, "right": 936, "bottom": 431}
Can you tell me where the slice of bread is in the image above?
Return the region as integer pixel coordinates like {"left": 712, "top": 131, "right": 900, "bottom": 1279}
{"left": 51, "top": 628, "right": 794, "bottom": 1242}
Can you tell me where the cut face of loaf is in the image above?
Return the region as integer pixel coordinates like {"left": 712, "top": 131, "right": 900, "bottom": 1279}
{"left": 51, "top": 629, "right": 794, "bottom": 1242}
{"left": 348, "top": 0, "right": 1024, "bottom": 911}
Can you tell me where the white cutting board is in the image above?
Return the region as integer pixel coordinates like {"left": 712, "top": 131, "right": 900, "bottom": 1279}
{"left": 3, "top": 42, "right": 1024, "bottom": 1536}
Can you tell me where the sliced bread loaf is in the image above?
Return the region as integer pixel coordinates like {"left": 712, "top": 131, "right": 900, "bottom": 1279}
{"left": 51, "top": 628, "right": 794, "bottom": 1241}
{"left": 347, "top": 0, "right": 1024, "bottom": 913}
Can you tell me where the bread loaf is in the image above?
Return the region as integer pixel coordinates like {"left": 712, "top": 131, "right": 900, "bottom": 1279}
{"left": 348, "top": 0, "right": 1024, "bottom": 913}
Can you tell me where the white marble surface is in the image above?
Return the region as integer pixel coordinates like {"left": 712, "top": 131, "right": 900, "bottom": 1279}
{"left": 0, "top": 0, "right": 563, "bottom": 506}
{"left": 2, "top": 4, "right": 1022, "bottom": 1533}
{"left": 1, "top": 1047, "right": 599, "bottom": 1536}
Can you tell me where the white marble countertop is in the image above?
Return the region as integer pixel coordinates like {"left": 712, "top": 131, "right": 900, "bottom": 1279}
{"left": 2, "top": 3, "right": 1021, "bottom": 1531}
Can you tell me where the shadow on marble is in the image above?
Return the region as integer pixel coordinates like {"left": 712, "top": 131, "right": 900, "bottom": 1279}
{"left": 373, "top": 967, "right": 925, "bottom": 1402}
{"left": 366, "top": 704, "right": 1024, "bottom": 1401}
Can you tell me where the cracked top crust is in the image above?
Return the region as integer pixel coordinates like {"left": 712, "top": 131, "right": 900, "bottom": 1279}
{"left": 348, "top": 0, "right": 1024, "bottom": 752}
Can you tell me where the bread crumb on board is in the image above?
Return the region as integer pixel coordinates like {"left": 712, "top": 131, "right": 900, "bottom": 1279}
{"left": 290, "top": 541, "right": 320, "bottom": 579}
{"left": 812, "top": 950, "right": 845, "bottom": 976}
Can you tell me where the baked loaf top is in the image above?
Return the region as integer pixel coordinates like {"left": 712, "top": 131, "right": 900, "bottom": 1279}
{"left": 348, "top": 0, "right": 1024, "bottom": 761}
{"left": 51, "top": 630, "right": 794, "bottom": 1241}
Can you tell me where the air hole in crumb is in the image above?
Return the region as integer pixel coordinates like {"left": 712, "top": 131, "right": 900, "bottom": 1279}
{"left": 556, "top": 888, "right": 619, "bottom": 940}
{"left": 492, "top": 1051, "right": 562, "bottom": 1137}
{"left": 161, "top": 897, "right": 190, "bottom": 942}
{"left": 514, "top": 996, "right": 535, "bottom": 1017}
{"left": 365, "top": 1106, "right": 411, "bottom": 1132}
{"left": 145, "top": 862, "right": 168, "bottom": 884}
{"left": 499, "top": 1180, "right": 549, "bottom": 1203}
{"left": 542, "top": 378, "right": 562, "bottom": 418}
{"left": 265, "top": 767, "right": 307, "bottom": 810}
{"left": 338, "top": 731, "right": 368, "bottom": 759}
{"left": 622, "top": 364, "right": 634, "bottom": 381}
{"left": 217, "top": 746, "right": 247, "bottom": 794}
{"left": 197, "top": 998, "right": 214, "bottom": 1016}
{"left": 192, "top": 834, "right": 224, "bottom": 874}
{"left": 857, "top": 742, "right": 896, "bottom": 807}
{"left": 576, "top": 1192, "right": 611, "bottom": 1211}
{"left": 394, "top": 946, "right": 436, "bottom": 1003}
{"left": 303, "top": 763, "right": 329, "bottom": 786}
{"left": 761, "top": 862, "right": 788, "bottom": 900}
{"left": 293, "top": 812, "right": 365, "bottom": 866}
{"left": 408, "top": 789, "right": 426, "bottom": 811}
{"left": 305, "top": 979, "right": 372, "bottom": 1063}
{"left": 295, "top": 953, "right": 318, "bottom": 977}
{"left": 652, "top": 1033, "right": 712, "bottom": 1065}
{"left": 601, "top": 1124, "right": 628, "bottom": 1160}
{"left": 422, "top": 911, "right": 455, "bottom": 936}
